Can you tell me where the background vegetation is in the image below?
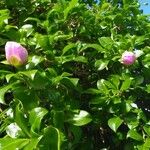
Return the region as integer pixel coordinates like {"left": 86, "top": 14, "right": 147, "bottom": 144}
{"left": 0, "top": 0, "right": 150, "bottom": 149}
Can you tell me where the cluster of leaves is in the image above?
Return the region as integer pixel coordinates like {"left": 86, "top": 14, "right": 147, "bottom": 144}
{"left": 0, "top": 0, "right": 150, "bottom": 149}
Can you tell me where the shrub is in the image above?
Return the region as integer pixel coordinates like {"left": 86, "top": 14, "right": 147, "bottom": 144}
{"left": 0, "top": 0, "right": 150, "bottom": 149}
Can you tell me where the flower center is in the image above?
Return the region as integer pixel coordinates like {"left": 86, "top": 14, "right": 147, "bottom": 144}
{"left": 9, "top": 55, "right": 22, "bottom": 67}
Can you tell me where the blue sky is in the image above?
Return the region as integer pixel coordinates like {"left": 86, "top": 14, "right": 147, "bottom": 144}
{"left": 139, "top": 0, "right": 150, "bottom": 14}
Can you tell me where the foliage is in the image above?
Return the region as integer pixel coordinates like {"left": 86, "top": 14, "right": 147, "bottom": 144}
{"left": 0, "top": 0, "right": 150, "bottom": 149}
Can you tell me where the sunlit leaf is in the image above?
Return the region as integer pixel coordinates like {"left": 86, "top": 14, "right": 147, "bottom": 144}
{"left": 29, "top": 107, "right": 48, "bottom": 135}
{"left": 13, "top": 100, "right": 31, "bottom": 137}
{"left": 68, "top": 110, "right": 92, "bottom": 126}
{"left": 120, "top": 77, "right": 133, "bottom": 91}
{"left": 127, "top": 129, "right": 143, "bottom": 141}
{"left": 0, "top": 138, "right": 29, "bottom": 150}
{"left": 95, "top": 60, "right": 109, "bottom": 71}
{"left": 108, "top": 117, "right": 123, "bottom": 132}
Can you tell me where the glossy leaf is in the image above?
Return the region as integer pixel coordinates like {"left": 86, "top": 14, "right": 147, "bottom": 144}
{"left": 13, "top": 100, "right": 31, "bottom": 137}
{"left": 108, "top": 117, "right": 123, "bottom": 132}
{"left": 29, "top": 72, "right": 49, "bottom": 89}
{"left": 62, "top": 43, "right": 76, "bottom": 55}
{"left": 120, "top": 77, "right": 133, "bottom": 91}
{"left": 127, "top": 129, "right": 143, "bottom": 141}
{"left": 0, "top": 83, "right": 15, "bottom": 104}
{"left": 80, "top": 44, "right": 104, "bottom": 53}
{"left": 0, "top": 137, "right": 42, "bottom": 150}
{"left": 64, "top": 0, "right": 78, "bottom": 19}
{"left": 29, "top": 107, "right": 48, "bottom": 134}
{"left": 143, "top": 125, "right": 150, "bottom": 136}
{"left": 40, "top": 126, "right": 61, "bottom": 150}
{"left": 13, "top": 87, "right": 39, "bottom": 111}
{"left": 68, "top": 110, "right": 92, "bottom": 126}
{"left": 97, "top": 79, "right": 108, "bottom": 94}
{"left": 0, "top": 0, "right": 150, "bottom": 149}
{"left": 6, "top": 123, "right": 22, "bottom": 138}
{"left": 19, "top": 70, "right": 38, "bottom": 80}
{"left": 95, "top": 60, "right": 109, "bottom": 71}
{"left": 0, "top": 138, "right": 29, "bottom": 150}
{"left": 60, "top": 77, "right": 79, "bottom": 88}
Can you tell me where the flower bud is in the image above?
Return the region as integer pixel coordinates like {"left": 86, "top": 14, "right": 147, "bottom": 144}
{"left": 121, "top": 51, "right": 136, "bottom": 66}
{"left": 5, "top": 41, "right": 28, "bottom": 67}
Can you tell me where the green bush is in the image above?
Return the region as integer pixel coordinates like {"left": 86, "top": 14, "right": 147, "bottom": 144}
{"left": 0, "top": 0, "right": 150, "bottom": 149}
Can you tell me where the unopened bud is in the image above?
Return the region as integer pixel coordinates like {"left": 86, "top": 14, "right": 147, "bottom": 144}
{"left": 5, "top": 41, "right": 28, "bottom": 67}
{"left": 121, "top": 51, "right": 136, "bottom": 66}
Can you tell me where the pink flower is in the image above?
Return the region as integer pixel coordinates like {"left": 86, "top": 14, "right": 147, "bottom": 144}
{"left": 121, "top": 51, "right": 136, "bottom": 66}
{"left": 5, "top": 41, "right": 28, "bottom": 67}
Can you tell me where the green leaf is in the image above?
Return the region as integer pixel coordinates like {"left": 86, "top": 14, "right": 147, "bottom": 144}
{"left": 83, "top": 88, "right": 101, "bottom": 94}
{"left": 120, "top": 77, "right": 133, "bottom": 91}
{"left": 143, "top": 138, "right": 150, "bottom": 149}
{"left": 101, "top": 3, "right": 110, "bottom": 10}
{"left": 98, "top": 37, "right": 113, "bottom": 49}
{"left": 127, "top": 129, "right": 143, "bottom": 141}
{"left": 29, "top": 107, "right": 48, "bottom": 135}
{"left": 95, "top": 60, "right": 109, "bottom": 71}
{"left": 143, "top": 125, "right": 150, "bottom": 136}
{"left": 29, "top": 72, "right": 49, "bottom": 89}
{"left": 0, "top": 138, "right": 29, "bottom": 150}
{"left": 19, "top": 70, "right": 38, "bottom": 80}
{"left": 20, "top": 24, "right": 34, "bottom": 37}
{"left": 143, "top": 54, "right": 150, "bottom": 68}
{"left": 73, "top": 56, "right": 87, "bottom": 63}
{"left": 97, "top": 79, "right": 106, "bottom": 90}
{"left": 31, "top": 55, "right": 44, "bottom": 66}
{"left": 90, "top": 96, "right": 107, "bottom": 105}
{"left": 54, "top": 33, "right": 73, "bottom": 41}
{"left": 69, "top": 125, "right": 82, "bottom": 144}
{"left": 0, "top": 137, "right": 42, "bottom": 150}
{"left": 58, "top": 55, "right": 87, "bottom": 64}
{"left": 0, "top": 83, "right": 15, "bottom": 104}
{"left": 68, "top": 110, "right": 92, "bottom": 126}
{"left": 133, "top": 76, "right": 144, "bottom": 86}
{"left": 46, "top": 68, "right": 57, "bottom": 78}
{"left": 5, "top": 25, "right": 20, "bottom": 41}
{"left": 97, "top": 79, "right": 109, "bottom": 94}
{"left": 13, "top": 86, "right": 39, "bottom": 111}
{"left": 110, "top": 75, "right": 120, "bottom": 90}
{"left": 24, "top": 17, "right": 41, "bottom": 25}
{"left": 0, "top": 9, "right": 10, "bottom": 25}
{"left": 5, "top": 73, "right": 16, "bottom": 82}
{"left": 13, "top": 100, "right": 31, "bottom": 137}
{"left": 6, "top": 123, "right": 22, "bottom": 138}
{"left": 35, "top": 34, "right": 50, "bottom": 49}
{"left": 80, "top": 44, "right": 104, "bottom": 53}
{"left": 24, "top": 137, "right": 42, "bottom": 150}
{"left": 61, "top": 77, "right": 79, "bottom": 89}
{"left": 53, "top": 110, "right": 64, "bottom": 129}
{"left": 62, "top": 43, "right": 76, "bottom": 55}
{"left": 134, "top": 50, "right": 144, "bottom": 58}
{"left": 146, "top": 84, "right": 150, "bottom": 93}
{"left": 108, "top": 117, "right": 123, "bottom": 132}
{"left": 40, "top": 126, "right": 61, "bottom": 150}
{"left": 125, "top": 113, "right": 139, "bottom": 129}
{"left": 0, "top": 37, "right": 7, "bottom": 46}
{"left": 64, "top": 0, "right": 78, "bottom": 19}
